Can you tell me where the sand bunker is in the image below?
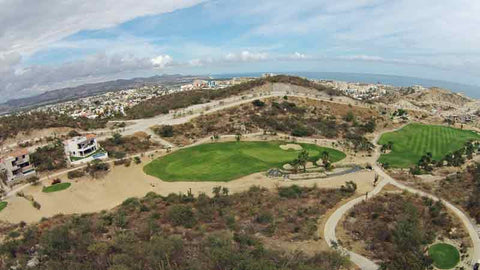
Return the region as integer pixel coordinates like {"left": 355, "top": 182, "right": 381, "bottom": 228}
{"left": 280, "top": 144, "right": 303, "bottom": 151}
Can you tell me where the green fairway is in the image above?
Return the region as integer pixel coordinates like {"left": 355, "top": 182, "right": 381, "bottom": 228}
{"left": 378, "top": 123, "right": 480, "bottom": 168}
{"left": 144, "top": 141, "right": 346, "bottom": 182}
{"left": 0, "top": 202, "right": 8, "bottom": 212}
{"left": 428, "top": 243, "right": 460, "bottom": 269}
{"left": 42, "top": 182, "right": 72, "bottom": 193}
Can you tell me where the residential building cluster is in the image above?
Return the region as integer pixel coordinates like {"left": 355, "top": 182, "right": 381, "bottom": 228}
{"left": 318, "top": 80, "right": 389, "bottom": 100}
{"left": 0, "top": 134, "right": 108, "bottom": 186}
{"left": 31, "top": 85, "right": 167, "bottom": 119}
{"left": 29, "top": 78, "right": 246, "bottom": 119}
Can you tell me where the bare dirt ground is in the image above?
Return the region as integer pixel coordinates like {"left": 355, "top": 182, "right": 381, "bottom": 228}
{"left": 0, "top": 156, "right": 375, "bottom": 223}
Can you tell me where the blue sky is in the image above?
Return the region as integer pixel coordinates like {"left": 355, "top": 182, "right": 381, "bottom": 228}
{"left": 1, "top": 0, "right": 480, "bottom": 100}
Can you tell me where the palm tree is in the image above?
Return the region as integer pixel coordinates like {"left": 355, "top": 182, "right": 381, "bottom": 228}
{"left": 322, "top": 151, "right": 330, "bottom": 168}
{"left": 289, "top": 159, "right": 301, "bottom": 174}
{"left": 298, "top": 150, "right": 309, "bottom": 172}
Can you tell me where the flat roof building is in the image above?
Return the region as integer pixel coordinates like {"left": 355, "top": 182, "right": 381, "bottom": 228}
{"left": 0, "top": 149, "right": 36, "bottom": 185}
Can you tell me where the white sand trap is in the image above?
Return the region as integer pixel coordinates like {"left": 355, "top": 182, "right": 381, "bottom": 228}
{"left": 280, "top": 144, "right": 303, "bottom": 151}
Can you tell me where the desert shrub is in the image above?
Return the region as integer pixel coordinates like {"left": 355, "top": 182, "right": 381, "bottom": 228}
{"left": 111, "top": 151, "right": 126, "bottom": 159}
{"left": 133, "top": 156, "right": 141, "bottom": 164}
{"left": 155, "top": 125, "right": 174, "bottom": 137}
{"left": 32, "top": 201, "right": 41, "bottom": 210}
{"left": 255, "top": 210, "right": 274, "bottom": 224}
{"left": 67, "top": 170, "right": 85, "bottom": 179}
{"left": 113, "top": 158, "right": 131, "bottom": 166}
{"left": 68, "top": 130, "right": 81, "bottom": 137}
{"left": 252, "top": 99, "right": 265, "bottom": 107}
{"left": 278, "top": 185, "right": 303, "bottom": 198}
{"left": 340, "top": 181, "right": 357, "bottom": 194}
{"left": 86, "top": 160, "right": 110, "bottom": 178}
{"left": 167, "top": 205, "right": 196, "bottom": 228}
{"left": 27, "top": 176, "right": 40, "bottom": 185}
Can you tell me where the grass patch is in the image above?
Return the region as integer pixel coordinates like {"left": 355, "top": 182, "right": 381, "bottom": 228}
{"left": 428, "top": 243, "right": 460, "bottom": 269}
{"left": 378, "top": 123, "right": 480, "bottom": 168}
{"left": 144, "top": 141, "right": 345, "bottom": 182}
{"left": 42, "top": 182, "right": 72, "bottom": 193}
{"left": 0, "top": 202, "right": 8, "bottom": 212}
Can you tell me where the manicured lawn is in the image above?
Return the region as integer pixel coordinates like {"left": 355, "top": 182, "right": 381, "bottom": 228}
{"left": 428, "top": 243, "right": 460, "bottom": 269}
{"left": 144, "top": 141, "right": 346, "bottom": 182}
{"left": 42, "top": 182, "right": 72, "bottom": 193}
{"left": 0, "top": 201, "right": 8, "bottom": 212}
{"left": 378, "top": 123, "right": 480, "bottom": 168}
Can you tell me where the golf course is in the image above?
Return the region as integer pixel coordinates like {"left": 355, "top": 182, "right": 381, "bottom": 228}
{"left": 378, "top": 123, "right": 480, "bottom": 168}
{"left": 144, "top": 141, "right": 346, "bottom": 182}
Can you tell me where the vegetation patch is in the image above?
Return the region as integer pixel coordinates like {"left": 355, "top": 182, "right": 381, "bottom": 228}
{"left": 30, "top": 139, "right": 67, "bottom": 171}
{"left": 340, "top": 193, "right": 466, "bottom": 269}
{"left": 42, "top": 182, "right": 71, "bottom": 193}
{"left": 100, "top": 132, "right": 157, "bottom": 158}
{"left": 153, "top": 96, "right": 379, "bottom": 147}
{"left": 378, "top": 123, "right": 480, "bottom": 168}
{"left": 125, "top": 75, "right": 340, "bottom": 119}
{"left": 144, "top": 141, "right": 345, "bottom": 181}
{"left": 428, "top": 243, "right": 460, "bottom": 269}
{"left": 0, "top": 185, "right": 353, "bottom": 269}
{"left": 0, "top": 201, "right": 8, "bottom": 212}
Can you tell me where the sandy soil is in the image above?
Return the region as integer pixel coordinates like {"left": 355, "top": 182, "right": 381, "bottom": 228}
{"left": 0, "top": 159, "right": 376, "bottom": 224}
{"left": 279, "top": 143, "right": 303, "bottom": 151}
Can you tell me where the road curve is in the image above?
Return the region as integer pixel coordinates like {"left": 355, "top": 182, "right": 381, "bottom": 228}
{"left": 323, "top": 126, "right": 480, "bottom": 269}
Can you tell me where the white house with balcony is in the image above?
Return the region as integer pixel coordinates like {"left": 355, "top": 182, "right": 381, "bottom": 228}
{"left": 0, "top": 149, "right": 36, "bottom": 185}
{"left": 64, "top": 134, "right": 108, "bottom": 165}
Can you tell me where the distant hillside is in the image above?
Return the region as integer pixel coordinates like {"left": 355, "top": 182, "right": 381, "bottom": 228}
{"left": 0, "top": 74, "right": 207, "bottom": 114}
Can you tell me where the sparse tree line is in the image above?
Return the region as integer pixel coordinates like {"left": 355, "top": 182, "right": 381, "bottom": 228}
{"left": 410, "top": 141, "right": 479, "bottom": 175}
{"left": 153, "top": 97, "right": 378, "bottom": 151}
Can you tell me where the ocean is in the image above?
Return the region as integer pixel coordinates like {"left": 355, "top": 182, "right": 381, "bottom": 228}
{"left": 211, "top": 72, "right": 480, "bottom": 99}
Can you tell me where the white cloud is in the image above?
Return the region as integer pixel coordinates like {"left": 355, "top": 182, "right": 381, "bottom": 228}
{"left": 0, "top": 0, "right": 204, "bottom": 56}
{"left": 291, "top": 52, "right": 307, "bottom": 59}
{"left": 151, "top": 55, "right": 173, "bottom": 68}
{"left": 0, "top": 53, "right": 161, "bottom": 100}
{"left": 225, "top": 51, "right": 268, "bottom": 62}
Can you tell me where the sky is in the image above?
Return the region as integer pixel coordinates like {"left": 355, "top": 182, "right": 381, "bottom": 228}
{"left": 1, "top": 0, "right": 480, "bottom": 101}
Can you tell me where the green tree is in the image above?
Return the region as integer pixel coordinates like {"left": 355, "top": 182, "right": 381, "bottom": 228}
{"left": 298, "top": 150, "right": 309, "bottom": 172}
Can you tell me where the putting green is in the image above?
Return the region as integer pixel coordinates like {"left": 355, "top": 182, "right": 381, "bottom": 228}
{"left": 144, "top": 141, "right": 346, "bottom": 182}
{"left": 42, "top": 182, "right": 71, "bottom": 193}
{"left": 428, "top": 243, "right": 460, "bottom": 269}
{"left": 378, "top": 123, "right": 480, "bottom": 168}
{"left": 0, "top": 201, "right": 7, "bottom": 212}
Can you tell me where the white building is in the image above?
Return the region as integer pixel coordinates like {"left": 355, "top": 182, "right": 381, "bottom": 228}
{"left": 64, "top": 134, "right": 108, "bottom": 164}
{"left": 0, "top": 149, "right": 36, "bottom": 185}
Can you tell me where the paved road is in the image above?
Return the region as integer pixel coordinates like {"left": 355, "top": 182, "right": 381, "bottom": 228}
{"left": 323, "top": 125, "right": 480, "bottom": 269}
